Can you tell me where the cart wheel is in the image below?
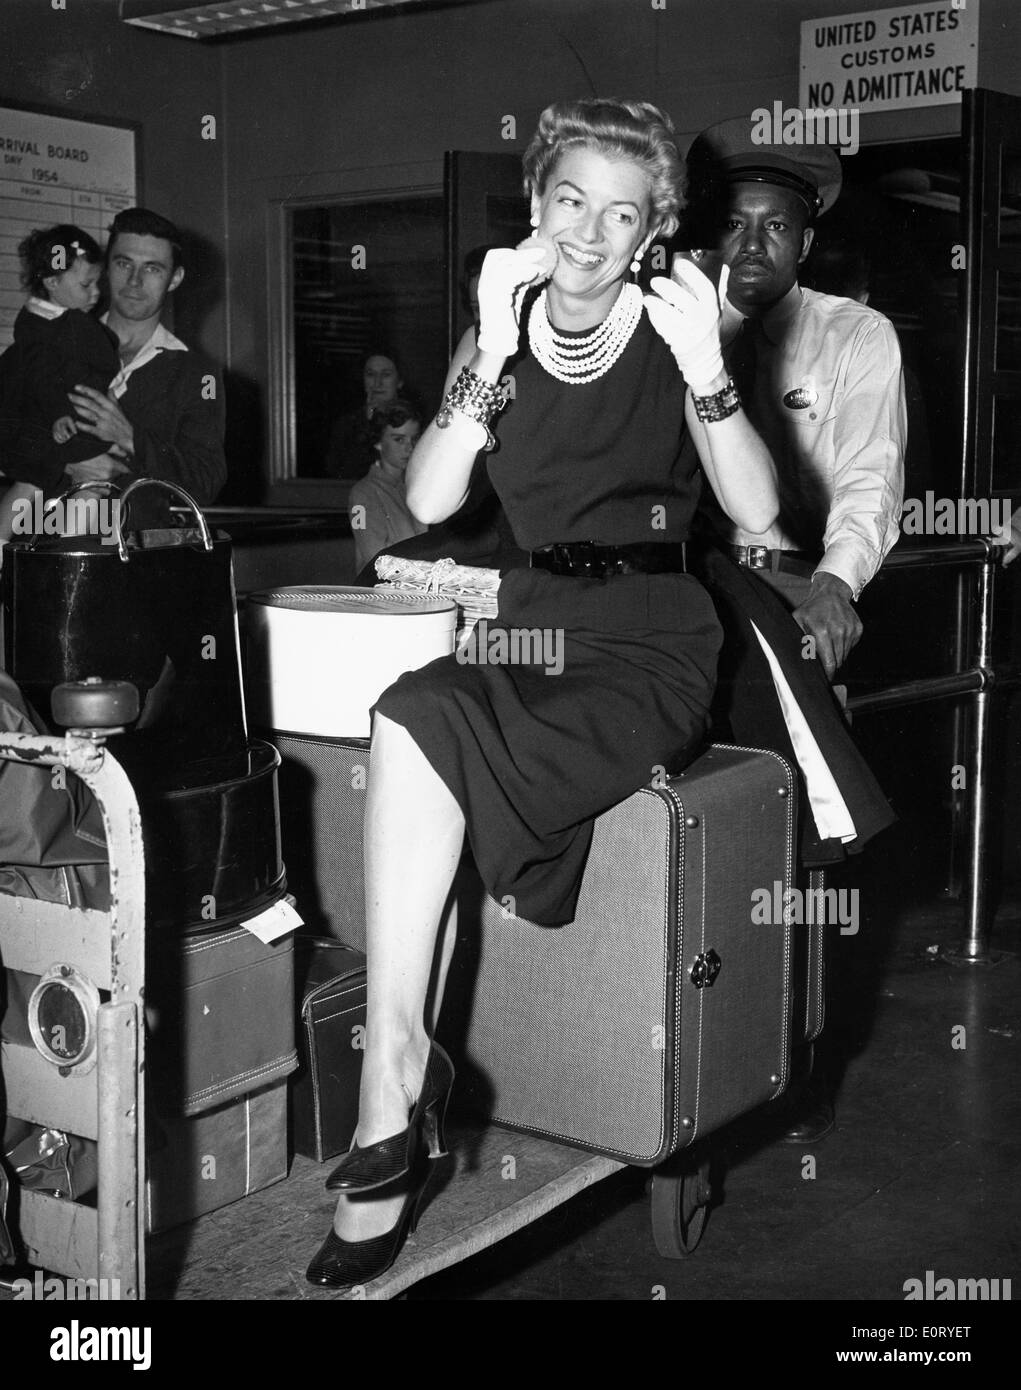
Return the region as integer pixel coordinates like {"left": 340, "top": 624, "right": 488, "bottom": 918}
{"left": 52, "top": 678, "right": 139, "bottom": 730}
{"left": 650, "top": 1151, "right": 712, "bottom": 1258}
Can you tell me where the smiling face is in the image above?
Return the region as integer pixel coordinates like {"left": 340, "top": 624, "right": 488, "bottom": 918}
{"left": 107, "top": 232, "right": 183, "bottom": 324}
{"left": 44, "top": 257, "right": 102, "bottom": 313}
{"left": 718, "top": 181, "right": 814, "bottom": 314}
{"left": 531, "top": 145, "right": 654, "bottom": 320}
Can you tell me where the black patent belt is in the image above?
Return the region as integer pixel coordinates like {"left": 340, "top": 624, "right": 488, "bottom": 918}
{"left": 726, "top": 544, "right": 819, "bottom": 577}
{"left": 529, "top": 541, "right": 688, "bottom": 578}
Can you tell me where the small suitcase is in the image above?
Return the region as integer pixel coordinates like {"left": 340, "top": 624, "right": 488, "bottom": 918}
{"left": 269, "top": 733, "right": 370, "bottom": 948}
{"left": 146, "top": 1080, "right": 289, "bottom": 1233}
{"left": 290, "top": 938, "right": 367, "bottom": 1162}
{"left": 453, "top": 744, "right": 799, "bottom": 1166}
{"left": 147, "top": 923, "right": 298, "bottom": 1118}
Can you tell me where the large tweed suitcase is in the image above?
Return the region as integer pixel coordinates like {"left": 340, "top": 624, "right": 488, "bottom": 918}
{"left": 452, "top": 744, "right": 799, "bottom": 1166}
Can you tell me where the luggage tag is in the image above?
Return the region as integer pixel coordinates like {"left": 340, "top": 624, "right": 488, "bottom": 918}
{"left": 242, "top": 896, "right": 304, "bottom": 944}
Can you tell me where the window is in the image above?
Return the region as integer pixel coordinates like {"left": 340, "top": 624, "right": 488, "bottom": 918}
{"left": 274, "top": 192, "right": 445, "bottom": 501}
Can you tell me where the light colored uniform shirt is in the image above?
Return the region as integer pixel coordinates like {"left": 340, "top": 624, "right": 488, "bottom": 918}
{"left": 698, "top": 284, "right": 906, "bottom": 600}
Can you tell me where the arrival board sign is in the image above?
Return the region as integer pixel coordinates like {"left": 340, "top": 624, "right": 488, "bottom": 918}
{"left": 0, "top": 106, "right": 137, "bottom": 350}
{"left": 800, "top": 0, "right": 978, "bottom": 115}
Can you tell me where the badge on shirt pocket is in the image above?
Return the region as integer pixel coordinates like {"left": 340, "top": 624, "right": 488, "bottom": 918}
{"left": 783, "top": 378, "right": 819, "bottom": 411}
{"left": 781, "top": 376, "right": 835, "bottom": 427}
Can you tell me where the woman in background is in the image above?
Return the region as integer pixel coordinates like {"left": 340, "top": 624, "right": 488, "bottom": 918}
{"left": 324, "top": 351, "right": 407, "bottom": 480}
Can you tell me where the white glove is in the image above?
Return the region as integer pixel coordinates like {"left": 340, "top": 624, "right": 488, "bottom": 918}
{"left": 644, "top": 260, "right": 730, "bottom": 391}
{"left": 476, "top": 241, "right": 556, "bottom": 358}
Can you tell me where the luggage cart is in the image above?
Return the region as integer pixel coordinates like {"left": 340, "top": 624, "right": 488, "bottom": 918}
{"left": 0, "top": 695, "right": 817, "bottom": 1300}
{"left": 358, "top": 1131, "right": 714, "bottom": 1296}
{"left": 0, "top": 681, "right": 146, "bottom": 1299}
{"left": 142, "top": 1119, "right": 715, "bottom": 1299}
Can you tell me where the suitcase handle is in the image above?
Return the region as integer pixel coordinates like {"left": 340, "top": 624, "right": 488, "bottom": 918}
{"left": 22, "top": 478, "right": 214, "bottom": 561}
{"left": 115, "top": 478, "right": 213, "bottom": 562}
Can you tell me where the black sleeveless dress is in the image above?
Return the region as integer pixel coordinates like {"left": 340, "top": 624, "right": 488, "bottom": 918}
{"left": 374, "top": 301, "right": 723, "bottom": 925}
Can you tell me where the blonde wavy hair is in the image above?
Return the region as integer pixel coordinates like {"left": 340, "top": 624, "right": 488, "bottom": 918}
{"left": 522, "top": 98, "right": 685, "bottom": 238}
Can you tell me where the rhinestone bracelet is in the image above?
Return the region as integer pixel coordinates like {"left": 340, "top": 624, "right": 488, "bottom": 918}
{"left": 690, "top": 377, "right": 741, "bottom": 424}
{"left": 436, "top": 367, "right": 507, "bottom": 451}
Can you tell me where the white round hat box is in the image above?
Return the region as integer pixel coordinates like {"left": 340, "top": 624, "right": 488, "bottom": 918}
{"left": 245, "top": 587, "right": 457, "bottom": 738}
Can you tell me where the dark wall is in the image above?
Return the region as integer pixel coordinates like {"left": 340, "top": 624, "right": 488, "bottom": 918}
{"left": 5, "top": 0, "right": 1020, "bottom": 476}
{"left": 4, "top": 0, "right": 1021, "bottom": 454}
{"left": 0, "top": 0, "right": 226, "bottom": 360}
{"left": 218, "top": 0, "right": 1021, "bottom": 463}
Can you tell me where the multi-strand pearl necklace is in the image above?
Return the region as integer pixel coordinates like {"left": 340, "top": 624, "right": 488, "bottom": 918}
{"left": 528, "top": 282, "right": 643, "bottom": 385}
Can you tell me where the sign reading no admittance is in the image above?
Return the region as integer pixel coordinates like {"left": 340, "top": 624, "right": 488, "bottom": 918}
{"left": 800, "top": 0, "right": 978, "bottom": 115}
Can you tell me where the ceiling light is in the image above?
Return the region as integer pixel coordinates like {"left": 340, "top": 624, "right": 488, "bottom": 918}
{"left": 120, "top": 0, "right": 482, "bottom": 40}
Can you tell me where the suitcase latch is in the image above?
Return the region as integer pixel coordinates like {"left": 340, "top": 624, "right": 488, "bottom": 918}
{"left": 690, "top": 949, "right": 722, "bottom": 989}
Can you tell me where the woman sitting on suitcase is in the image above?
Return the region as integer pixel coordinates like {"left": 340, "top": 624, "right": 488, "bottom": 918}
{"left": 306, "top": 97, "right": 779, "bottom": 1288}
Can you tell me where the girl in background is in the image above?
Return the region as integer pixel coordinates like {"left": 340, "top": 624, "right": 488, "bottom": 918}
{"left": 0, "top": 224, "right": 121, "bottom": 546}
{"left": 348, "top": 399, "right": 426, "bottom": 573}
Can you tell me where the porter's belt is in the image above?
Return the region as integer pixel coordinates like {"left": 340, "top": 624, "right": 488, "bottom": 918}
{"left": 530, "top": 540, "right": 688, "bottom": 578}
{"left": 726, "top": 544, "right": 819, "bottom": 577}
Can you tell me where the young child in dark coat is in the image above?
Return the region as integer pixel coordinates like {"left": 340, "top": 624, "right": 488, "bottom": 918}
{"left": 0, "top": 224, "right": 120, "bottom": 543}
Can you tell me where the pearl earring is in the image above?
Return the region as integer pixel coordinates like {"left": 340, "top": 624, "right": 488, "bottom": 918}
{"left": 630, "top": 250, "right": 644, "bottom": 277}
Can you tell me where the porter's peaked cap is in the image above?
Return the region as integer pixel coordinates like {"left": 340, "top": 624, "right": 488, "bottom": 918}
{"left": 694, "top": 114, "right": 843, "bottom": 216}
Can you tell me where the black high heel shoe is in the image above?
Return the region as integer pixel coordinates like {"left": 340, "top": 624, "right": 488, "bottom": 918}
{"left": 306, "top": 1154, "right": 435, "bottom": 1290}
{"left": 325, "top": 1041, "right": 454, "bottom": 1193}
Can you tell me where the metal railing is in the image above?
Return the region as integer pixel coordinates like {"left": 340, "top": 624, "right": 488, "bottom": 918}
{"left": 845, "top": 539, "right": 1018, "bottom": 963}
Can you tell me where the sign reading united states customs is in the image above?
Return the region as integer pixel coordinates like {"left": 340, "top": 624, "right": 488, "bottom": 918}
{"left": 799, "top": 0, "right": 978, "bottom": 116}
